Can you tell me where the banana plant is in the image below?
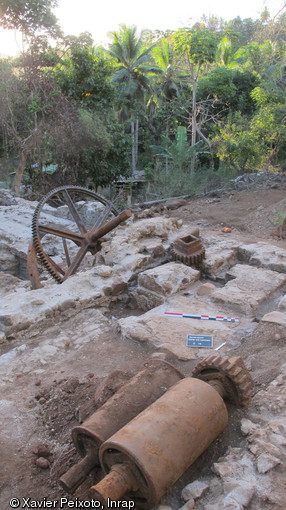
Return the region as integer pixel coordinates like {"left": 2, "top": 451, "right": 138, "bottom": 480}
{"left": 151, "top": 126, "right": 206, "bottom": 172}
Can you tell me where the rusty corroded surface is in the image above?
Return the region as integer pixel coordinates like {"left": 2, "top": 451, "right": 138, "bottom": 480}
{"left": 30, "top": 186, "right": 129, "bottom": 285}
{"left": 192, "top": 355, "right": 254, "bottom": 407}
{"left": 170, "top": 234, "right": 205, "bottom": 266}
{"left": 92, "top": 464, "right": 139, "bottom": 506}
{"left": 93, "top": 377, "right": 228, "bottom": 509}
{"left": 60, "top": 359, "right": 184, "bottom": 493}
{"left": 27, "top": 241, "right": 43, "bottom": 290}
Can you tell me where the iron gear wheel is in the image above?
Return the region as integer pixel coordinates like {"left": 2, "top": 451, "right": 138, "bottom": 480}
{"left": 170, "top": 234, "right": 205, "bottom": 267}
{"left": 32, "top": 186, "right": 119, "bottom": 284}
{"left": 170, "top": 245, "right": 205, "bottom": 266}
{"left": 192, "top": 355, "right": 254, "bottom": 407}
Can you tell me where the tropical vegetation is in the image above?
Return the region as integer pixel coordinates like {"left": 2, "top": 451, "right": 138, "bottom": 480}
{"left": 0, "top": 0, "right": 285, "bottom": 198}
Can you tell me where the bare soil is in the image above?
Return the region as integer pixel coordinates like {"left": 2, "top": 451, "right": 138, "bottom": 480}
{"left": 1, "top": 181, "right": 286, "bottom": 510}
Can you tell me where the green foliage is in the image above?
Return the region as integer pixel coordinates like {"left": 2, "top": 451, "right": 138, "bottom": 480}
{"left": 1, "top": 11, "right": 286, "bottom": 196}
{"left": 233, "top": 41, "right": 274, "bottom": 73}
{"left": 197, "top": 67, "right": 237, "bottom": 102}
{"left": 213, "top": 113, "right": 263, "bottom": 171}
{"left": 75, "top": 111, "right": 131, "bottom": 188}
{"left": 151, "top": 126, "right": 205, "bottom": 172}
{"left": 107, "top": 25, "right": 161, "bottom": 106}
{"left": 173, "top": 27, "right": 217, "bottom": 66}
{"left": 0, "top": 0, "right": 61, "bottom": 37}
{"left": 151, "top": 38, "right": 183, "bottom": 101}
{"left": 216, "top": 36, "right": 233, "bottom": 66}
{"left": 275, "top": 211, "right": 286, "bottom": 227}
{"left": 197, "top": 67, "right": 260, "bottom": 117}
{"left": 145, "top": 160, "right": 226, "bottom": 199}
{"left": 54, "top": 38, "right": 115, "bottom": 110}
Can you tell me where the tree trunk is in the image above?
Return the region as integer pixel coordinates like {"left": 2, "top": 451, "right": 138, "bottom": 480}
{"left": 12, "top": 151, "right": 27, "bottom": 196}
{"left": 131, "top": 120, "right": 136, "bottom": 174}
{"left": 196, "top": 124, "right": 215, "bottom": 170}
{"left": 191, "top": 71, "right": 197, "bottom": 148}
{"left": 165, "top": 119, "right": 169, "bottom": 175}
{"left": 190, "top": 63, "right": 200, "bottom": 174}
{"left": 135, "top": 117, "right": 139, "bottom": 168}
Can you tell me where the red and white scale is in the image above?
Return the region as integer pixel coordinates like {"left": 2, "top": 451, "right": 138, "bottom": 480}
{"left": 164, "top": 312, "right": 239, "bottom": 322}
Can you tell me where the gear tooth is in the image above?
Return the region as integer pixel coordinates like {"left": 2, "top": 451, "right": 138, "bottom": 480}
{"left": 229, "top": 366, "right": 243, "bottom": 377}
{"left": 170, "top": 237, "right": 205, "bottom": 267}
{"left": 192, "top": 355, "right": 253, "bottom": 408}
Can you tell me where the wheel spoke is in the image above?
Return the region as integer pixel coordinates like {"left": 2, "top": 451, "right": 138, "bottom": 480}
{"left": 45, "top": 253, "right": 66, "bottom": 276}
{"left": 31, "top": 186, "right": 119, "bottom": 285}
{"left": 38, "top": 224, "right": 84, "bottom": 244}
{"left": 93, "top": 204, "right": 113, "bottom": 229}
{"left": 62, "top": 244, "right": 89, "bottom": 281}
{"left": 63, "top": 189, "right": 87, "bottom": 235}
{"left": 63, "top": 239, "right": 71, "bottom": 267}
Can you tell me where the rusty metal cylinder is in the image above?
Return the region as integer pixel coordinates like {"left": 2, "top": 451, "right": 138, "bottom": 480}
{"left": 93, "top": 377, "right": 228, "bottom": 509}
{"left": 60, "top": 359, "right": 184, "bottom": 492}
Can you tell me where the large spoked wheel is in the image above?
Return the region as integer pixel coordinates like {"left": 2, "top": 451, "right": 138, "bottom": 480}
{"left": 32, "top": 186, "right": 119, "bottom": 284}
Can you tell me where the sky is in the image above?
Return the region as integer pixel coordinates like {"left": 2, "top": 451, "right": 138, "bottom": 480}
{"left": 0, "top": 0, "right": 285, "bottom": 56}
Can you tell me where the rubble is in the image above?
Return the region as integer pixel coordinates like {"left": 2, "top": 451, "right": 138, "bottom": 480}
{"left": 96, "top": 216, "right": 182, "bottom": 275}
{"left": 197, "top": 282, "right": 216, "bottom": 296}
{"left": 181, "top": 480, "right": 209, "bottom": 501}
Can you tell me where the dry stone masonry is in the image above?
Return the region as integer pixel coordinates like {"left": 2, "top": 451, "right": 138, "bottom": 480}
{"left": 1, "top": 189, "right": 286, "bottom": 510}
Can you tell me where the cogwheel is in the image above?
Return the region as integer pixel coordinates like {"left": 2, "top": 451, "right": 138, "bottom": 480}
{"left": 31, "top": 186, "right": 119, "bottom": 284}
{"left": 192, "top": 355, "right": 254, "bottom": 408}
{"left": 170, "top": 245, "right": 205, "bottom": 266}
{"left": 170, "top": 234, "right": 205, "bottom": 267}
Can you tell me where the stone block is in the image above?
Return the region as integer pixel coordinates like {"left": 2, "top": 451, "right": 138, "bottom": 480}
{"left": 0, "top": 270, "right": 127, "bottom": 337}
{"left": 256, "top": 453, "right": 281, "bottom": 474}
{"left": 212, "top": 264, "right": 286, "bottom": 315}
{"left": 131, "top": 287, "right": 164, "bottom": 311}
{"left": 197, "top": 282, "right": 216, "bottom": 296}
{"left": 261, "top": 311, "right": 286, "bottom": 328}
{"left": 223, "top": 481, "right": 255, "bottom": 507}
{"left": 238, "top": 242, "right": 286, "bottom": 273}
{"left": 118, "top": 296, "right": 252, "bottom": 360}
{"left": 181, "top": 480, "right": 209, "bottom": 501}
{"left": 137, "top": 262, "right": 200, "bottom": 295}
{"left": 133, "top": 263, "right": 200, "bottom": 311}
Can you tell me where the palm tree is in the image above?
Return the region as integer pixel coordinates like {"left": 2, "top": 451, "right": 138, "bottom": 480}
{"left": 152, "top": 38, "right": 182, "bottom": 102}
{"left": 107, "top": 25, "right": 161, "bottom": 173}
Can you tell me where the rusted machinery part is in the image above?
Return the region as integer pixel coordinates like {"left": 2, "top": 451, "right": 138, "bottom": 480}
{"left": 60, "top": 359, "right": 184, "bottom": 493}
{"left": 170, "top": 234, "right": 205, "bottom": 266}
{"left": 31, "top": 186, "right": 121, "bottom": 284}
{"left": 192, "top": 355, "right": 254, "bottom": 408}
{"left": 27, "top": 240, "right": 43, "bottom": 290}
{"left": 170, "top": 245, "right": 205, "bottom": 265}
{"left": 93, "top": 377, "right": 228, "bottom": 509}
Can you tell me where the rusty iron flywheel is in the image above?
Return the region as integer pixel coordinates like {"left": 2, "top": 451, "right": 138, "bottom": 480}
{"left": 28, "top": 186, "right": 130, "bottom": 289}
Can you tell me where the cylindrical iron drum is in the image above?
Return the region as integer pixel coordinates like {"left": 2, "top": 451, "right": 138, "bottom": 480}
{"left": 93, "top": 377, "right": 228, "bottom": 509}
{"left": 60, "top": 359, "right": 184, "bottom": 492}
